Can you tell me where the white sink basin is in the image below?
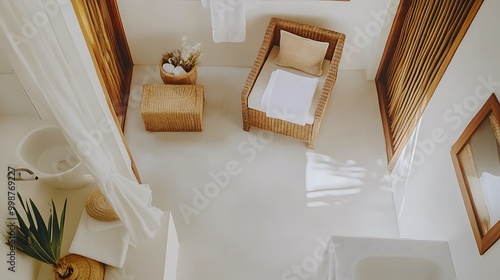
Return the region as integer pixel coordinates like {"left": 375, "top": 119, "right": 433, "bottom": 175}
{"left": 16, "top": 124, "right": 94, "bottom": 189}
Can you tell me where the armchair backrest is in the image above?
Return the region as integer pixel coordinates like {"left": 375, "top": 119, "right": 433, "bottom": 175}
{"left": 268, "top": 17, "right": 345, "bottom": 61}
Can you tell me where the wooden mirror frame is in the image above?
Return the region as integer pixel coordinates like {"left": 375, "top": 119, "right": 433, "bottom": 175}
{"left": 451, "top": 93, "right": 500, "bottom": 255}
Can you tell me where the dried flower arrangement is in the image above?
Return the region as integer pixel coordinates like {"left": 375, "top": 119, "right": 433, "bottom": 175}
{"left": 162, "top": 36, "right": 202, "bottom": 75}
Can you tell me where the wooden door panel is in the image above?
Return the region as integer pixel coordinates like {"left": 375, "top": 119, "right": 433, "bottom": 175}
{"left": 72, "top": 0, "right": 132, "bottom": 130}
{"left": 72, "top": 0, "right": 141, "bottom": 182}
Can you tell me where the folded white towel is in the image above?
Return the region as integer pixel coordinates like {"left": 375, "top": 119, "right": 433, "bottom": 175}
{"left": 69, "top": 210, "right": 130, "bottom": 268}
{"left": 262, "top": 69, "right": 319, "bottom": 126}
{"left": 202, "top": 0, "right": 260, "bottom": 43}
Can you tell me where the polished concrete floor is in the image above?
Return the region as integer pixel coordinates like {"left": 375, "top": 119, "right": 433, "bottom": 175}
{"left": 125, "top": 66, "right": 399, "bottom": 280}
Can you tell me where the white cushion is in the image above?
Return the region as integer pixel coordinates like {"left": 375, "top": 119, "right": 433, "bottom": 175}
{"left": 248, "top": 46, "right": 330, "bottom": 125}
{"left": 274, "top": 30, "right": 330, "bottom": 76}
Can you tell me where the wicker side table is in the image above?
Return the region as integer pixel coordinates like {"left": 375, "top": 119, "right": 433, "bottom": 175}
{"left": 141, "top": 84, "right": 204, "bottom": 132}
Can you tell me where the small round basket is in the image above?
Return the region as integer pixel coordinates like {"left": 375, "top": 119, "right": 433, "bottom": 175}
{"left": 85, "top": 189, "right": 120, "bottom": 222}
{"left": 159, "top": 58, "right": 197, "bottom": 85}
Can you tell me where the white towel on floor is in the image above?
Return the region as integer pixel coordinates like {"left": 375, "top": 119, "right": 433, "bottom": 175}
{"left": 201, "top": 0, "right": 260, "bottom": 43}
{"left": 261, "top": 69, "right": 319, "bottom": 126}
{"left": 69, "top": 210, "right": 130, "bottom": 268}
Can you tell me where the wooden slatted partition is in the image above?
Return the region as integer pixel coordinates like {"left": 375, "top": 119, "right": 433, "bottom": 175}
{"left": 376, "top": 0, "right": 483, "bottom": 169}
{"left": 72, "top": 0, "right": 141, "bottom": 182}
{"left": 71, "top": 0, "right": 133, "bottom": 130}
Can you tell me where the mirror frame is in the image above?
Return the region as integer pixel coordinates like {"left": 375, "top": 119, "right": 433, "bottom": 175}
{"left": 451, "top": 93, "right": 500, "bottom": 255}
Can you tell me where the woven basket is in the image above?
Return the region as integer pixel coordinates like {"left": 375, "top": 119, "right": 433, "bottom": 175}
{"left": 85, "top": 189, "right": 120, "bottom": 222}
{"left": 141, "top": 84, "right": 204, "bottom": 132}
{"left": 159, "top": 58, "right": 197, "bottom": 85}
{"left": 55, "top": 254, "right": 105, "bottom": 280}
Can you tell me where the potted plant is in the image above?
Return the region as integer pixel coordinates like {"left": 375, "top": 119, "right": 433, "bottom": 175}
{"left": 6, "top": 193, "right": 105, "bottom": 280}
{"left": 160, "top": 36, "right": 202, "bottom": 85}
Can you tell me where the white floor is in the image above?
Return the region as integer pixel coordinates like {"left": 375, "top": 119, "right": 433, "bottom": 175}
{"left": 125, "top": 66, "right": 399, "bottom": 280}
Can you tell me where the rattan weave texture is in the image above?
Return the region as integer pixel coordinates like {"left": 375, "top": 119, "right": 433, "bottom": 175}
{"left": 241, "top": 17, "right": 345, "bottom": 148}
{"left": 141, "top": 84, "right": 204, "bottom": 132}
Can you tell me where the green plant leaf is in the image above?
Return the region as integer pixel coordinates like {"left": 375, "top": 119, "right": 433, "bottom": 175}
{"left": 8, "top": 193, "right": 66, "bottom": 266}
{"left": 26, "top": 231, "right": 56, "bottom": 265}
{"left": 14, "top": 227, "right": 50, "bottom": 264}
{"left": 50, "top": 200, "right": 62, "bottom": 261}
{"left": 17, "top": 192, "right": 27, "bottom": 213}
{"left": 58, "top": 199, "right": 67, "bottom": 257}
{"left": 13, "top": 207, "right": 30, "bottom": 239}
{"left": 28, "top": 199, "right": 55, "bottom": 261}
{"left": 24, "top": 200, "right": 36, "bottom": 234}
{"left": 48, "top": 211, "right": 53, "bottom": 250}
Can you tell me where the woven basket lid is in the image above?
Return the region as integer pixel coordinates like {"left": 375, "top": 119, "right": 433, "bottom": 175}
{"left": 85, "top": 189, "right": 120, "bottom": 222}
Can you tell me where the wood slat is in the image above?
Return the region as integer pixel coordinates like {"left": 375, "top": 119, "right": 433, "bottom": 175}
{"left": 71, "top": 0, "right": 139, "bottom": 181}
{"left": 86, "top": 0, "right": 125, "bottom": 117}
{"left": 390, "top": 0, "right": 472, "bottom": 144}
{"left": 375, "top": 0, "right": 483, "bottom": 169}
{"left": 387, "top": 1, "right": 438, "bottom": 141}
{"left": 387, "top": 0, "right": 434, "bottom": 114}
{"left": 390, "top": 0, "right": 452, "bottom": 135}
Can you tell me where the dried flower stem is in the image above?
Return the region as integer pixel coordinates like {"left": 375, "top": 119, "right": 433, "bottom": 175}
{"left": 162, "top": 37, "right": 202, "bottom": 73}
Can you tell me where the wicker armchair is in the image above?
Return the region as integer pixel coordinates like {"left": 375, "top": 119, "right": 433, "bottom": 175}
{"left": 241, "top": 17, "right": 345, "bottom": 148}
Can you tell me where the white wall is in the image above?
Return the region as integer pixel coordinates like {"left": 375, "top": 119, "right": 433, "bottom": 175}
{"left": 0, "top": 44, "right": 39, "bottom": 117}
{"left": 117, "top": 0, "right": 392, "bottom": 70}
{"left": 396, "top": 0, "right": 500, "bottom": 279}
{"left": 0, "top": 74, "right": 38, "bottom": 116}
{"left": 0, "top": 48, "right": 12, "bottom": 73}
{"left": 0, "top": 36, "right": 53, "bottom": 119}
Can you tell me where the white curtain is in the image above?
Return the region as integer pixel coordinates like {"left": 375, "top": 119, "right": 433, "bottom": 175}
{"left": 0, "top": 0, "right": 163, "bottom": 246}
